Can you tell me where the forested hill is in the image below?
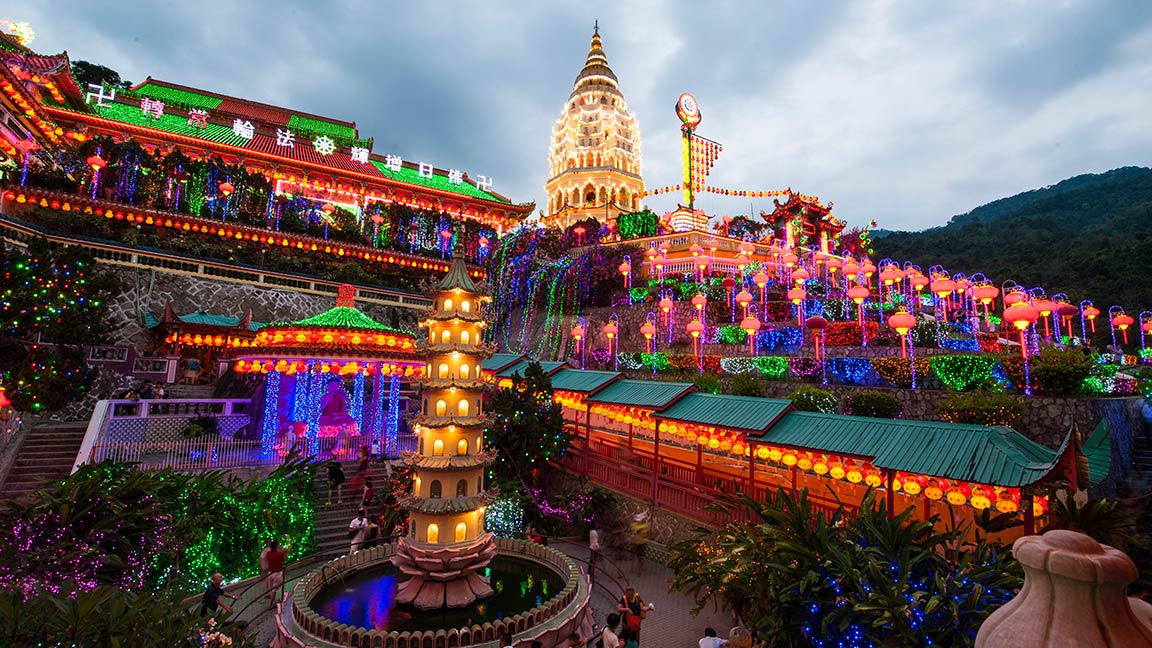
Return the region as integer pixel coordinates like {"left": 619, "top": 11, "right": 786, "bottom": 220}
{"left": 872, "top": 169, "right": 1152, "bottom": 310}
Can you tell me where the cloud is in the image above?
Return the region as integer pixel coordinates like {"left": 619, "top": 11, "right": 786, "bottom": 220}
{"left": 9, "top": 0, "right": 1152, "bottom": 230}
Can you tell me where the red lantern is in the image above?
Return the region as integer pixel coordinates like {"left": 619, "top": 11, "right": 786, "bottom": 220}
{"left": 1083, "top": 304, "right": 1101, "bottom": 333}
{"left": 887, "top": 308, "right": 917, "bottom": 359}
{"left": 86, "top": 154, "right": 106, "bottom": 170}
{"left": 1112, "top": 312, "right": 1135, "bottom": 344}
{"left": 1004, "top": 302, "right": 1039, "bottom": 359}
{"left": 218, "top": 181, "right": 235, "bottom": 197}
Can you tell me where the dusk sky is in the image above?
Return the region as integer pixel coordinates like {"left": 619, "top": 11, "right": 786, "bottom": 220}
{"left": 9, "top": 1, "right": 1152, "bottom": 231}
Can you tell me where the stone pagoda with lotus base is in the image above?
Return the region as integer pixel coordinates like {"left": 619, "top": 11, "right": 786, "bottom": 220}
{"left": 392, "top": 253, "right": 498, "bottom": 610}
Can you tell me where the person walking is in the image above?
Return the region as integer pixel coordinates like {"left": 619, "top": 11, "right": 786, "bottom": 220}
{"left": 351, "top": 444, "right": 371, "bottom": 491}
{"left": 361, "top": 476, "right": 376, "bottom": 508}
{"left": 199, "top": 573, "right": 238, "bottom": 616}
{"left": 326, "top": 459, "right": 345, "bottom": 505}
{"left": 260, "top": 539, "right": 288, "bottom": 607}
{"left": 348, "top": 509, "right": 370, "bottom": 553}
{"left": 601, "top": 612, "right": 621, "bottom": 648}
{"left": 629, "top": 511, "right": 650, "bottom": 573}
{"left": 588, "top": 521, "right": 601, "bottom": 580}
{"left": 617, "top": 586, "right": 653, "bottom": 646}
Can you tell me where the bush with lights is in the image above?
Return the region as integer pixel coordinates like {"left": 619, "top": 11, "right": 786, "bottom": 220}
{"left": 938, "top": 388, "right": 1025, "bottom": 430}
{"left": 843, "top": 391, "right": 902, "bottom": 419}
{"left": 789, "top": 386, "right": 838, "bottom": 413}
{"left": 485, "top": 362, "right": 570, "bottom": 490}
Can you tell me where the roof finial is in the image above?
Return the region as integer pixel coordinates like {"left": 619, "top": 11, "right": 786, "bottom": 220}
{"left": 594, "top": 20, "right": 599, "bottom": 36}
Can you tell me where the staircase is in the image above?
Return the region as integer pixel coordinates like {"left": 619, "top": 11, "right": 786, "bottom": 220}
{"left": 163, "top": 384, "right": 216, "bottom": 400}
{"left": 0, "top": 422, "right": 88, "bottom": 502}
{"left": 311, "top": 458, "right": 401, "bottom": 556}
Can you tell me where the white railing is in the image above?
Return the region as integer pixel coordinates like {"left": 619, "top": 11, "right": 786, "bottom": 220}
{"left": 73, "top": 398, "right": 252, "bottom": 472}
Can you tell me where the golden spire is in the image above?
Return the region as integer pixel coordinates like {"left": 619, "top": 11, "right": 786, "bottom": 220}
{"left": 574, "top": 21, "right": 617, "bottom": 90}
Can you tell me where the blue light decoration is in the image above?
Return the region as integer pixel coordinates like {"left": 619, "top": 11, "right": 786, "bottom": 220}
{"left": 386, "top": 374, "right": 401, "bottom": 454}
{"left": 350, "top": 371, "right": 366, "bottom": 428}
{"left": 305, "top": 371, "right": 323, "bottom": 455}
{"left": 291, "top": 366, "right": 311, "bottom": 423}
{"left": 940, "top": 337, "right": 981, "bottom": 352}
{"left": 260, "top": 370, "right": 281, "bottom": 455}
{"left": 827, "top": 358, "right": 872, "bottom": 385}
{"left": 484, "top": 497, "right": 525, "bottom": 538}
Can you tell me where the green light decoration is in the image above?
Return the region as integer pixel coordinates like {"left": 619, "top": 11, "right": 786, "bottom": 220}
{"left": 278, "top": 305, "right": 414, "bottom": 335}
{"left": 484, "top": 497, "right": 525, "bottom": 538}
{"left": 930, "top": 355, "right": 997, "bottom": 391}
{"left": 753, "top": 356, "right": 790, "bottom": 378}
{"left": 616, "top": 210, "right": 659, "bottom": 240}
{"left": 629, "top": 287, "right": 651, "bottom": 303}
{"left": 717, "top": 324, "right": 747, "bottom": 345}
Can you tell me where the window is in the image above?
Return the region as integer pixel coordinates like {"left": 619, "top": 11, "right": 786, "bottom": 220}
{"left": 477, "top": 475, "right": 483, "bottom": 493}
{"left": 454, "top": 522, "right": 467, "bottom": 543}
{"left": 459, "top": 364, "right": 470, "bottom": 379}
{"left": 433, "top": 439, "right": 444, "bottom": 456}
{"left": 438, "top": 363, "right": 449, "bottom": 379}
{"left": 427, "top": 523, "right": 439, "bottom": 543}
{"left": 476, "top": 437, "right": 483, "bottom": 453}
{"left": 460, "top": 330, "right": 470, "bottom": 345}
{"left": 456, "top": 479, "right": 468, "bottom": 497}
{"left": 457, "top": 438, "right": 468, "bottom": 455}
{"left": 461, "top": 300, "right": 471, "bottom": 312}
{"left": 443, "top": 299, "right": 453, "bottom": 311}
{"left": 436, "top": 400, "right": 447, "bottom": 416}
{"left": 441, "top": 330, "right": 451, "bottom": 344}
{"left": 430, "top": 480, "right": 442, "bottom": 498}
{"left": 458, "top": 400, "right": 470, "bottom": 416}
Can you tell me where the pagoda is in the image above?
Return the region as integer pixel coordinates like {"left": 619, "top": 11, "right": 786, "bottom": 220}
{"left": 392, "top": 254, "right": 498, "bottom": 610}
{"left": 544, "top": 23, "right": 645, "bottom": 230}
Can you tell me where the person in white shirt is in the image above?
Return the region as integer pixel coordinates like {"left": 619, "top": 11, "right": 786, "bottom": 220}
{"left": 699, "top": 627, "right": 725, "bottom": 648}
{"left": 348, "top": 510, "right": 370, "bottom": 553}
{"left": 601, "top": 613, "right": 621, "bottom": 648}
{"left": 588, "top": 522, "right": 601, "bottom": 578}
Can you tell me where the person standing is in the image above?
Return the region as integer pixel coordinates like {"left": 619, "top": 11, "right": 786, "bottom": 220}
{"left": 588, "top": 522, "right": 601, "bottom": 581}
{"left": 326, "top": 460, "right": 345, "bottom": 505}
{"left": 348, "top": 509, "right": 370, "bottom": 553}
{"left": 199, "top": 573, "right": 238, "bottom": 616}
{"left": 601, "top": 612, "right": 621, "bottom": 648}
{"left": 617, "top": 586, "right": 652, "bottom": 646}
{"left": 261, "top": 539, "right": 288, "bottom": 607}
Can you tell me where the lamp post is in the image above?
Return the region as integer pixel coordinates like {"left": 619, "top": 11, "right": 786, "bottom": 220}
{"left": 722, "top": 275, "right": 737, "bottom": 321}
{"left": 691, "top": 292, "right": 707, "bottom": 330}
{"left": 1030, "top": 291, "right": 1056, "bottom": 342}
{"left": 659, "top": 292, "right": 674, "bottom": 344}
{"left": 1004, "top": 300, "right": 1039, "bottom": 396}
{"left": 787, "top": 287, "right": 806, "bottom": 327}
{"left": 860, "top": 257, "right": 876, "bottom": 289}
{"left": 618, "top": 256, "right": 632, "bottom": 293}
{"left": 806, "top": 316, "right": 828, "bottom": 363}
{"left": 848, "top": 284, "right": 870, "bottom": 346}
{"left": 603, "top": 316, "right": 619, "bottom": 371}
{"left": 735, "top": 288, "right": 753, "bottom": 319}
{"left": 641, "top": 314, "right": 658, "bottom": 354}
{"left": 1055, "top": 300, "right": 1079, "bottom": 344}
{"left": 686, "top": 317, "right": 705, "bottom": 373}
{"left": 972, "top": 280, "right": 1000, "bottom": 328}
{"left": 929, "top": 272, "right": 955, "bottom": 323}
{"left": 1110, "top": 307, "right": 1134, "bottom": 350}
{"left": 1081, "top": 301, "right": 1100, "bottom": 336}
{"left": 753, "top": 270, "right": 770, "bottom": 312}
{"left": 570, "top": 318, "right": 586, "bottom": 370}
{"left": 741, "top": 308, "right": 761, "bottom": 356}
{"left": 888, "top": 308, "right": 917, "bottom": 360}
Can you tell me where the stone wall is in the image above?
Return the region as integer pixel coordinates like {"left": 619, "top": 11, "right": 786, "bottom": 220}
{"left": 103, "top": 264, "right": 419, "bottom": 350}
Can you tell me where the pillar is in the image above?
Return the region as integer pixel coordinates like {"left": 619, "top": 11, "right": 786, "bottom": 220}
{"left": 260, "top": 370, "right": 281, "bottom": 455}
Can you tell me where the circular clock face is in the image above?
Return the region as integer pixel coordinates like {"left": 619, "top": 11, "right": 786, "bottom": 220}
{"left": 678, "top": 93, "right": 698, "bottom": 117}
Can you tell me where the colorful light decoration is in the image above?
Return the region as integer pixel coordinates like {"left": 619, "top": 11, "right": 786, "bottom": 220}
{"left": 618, "top": 255, "right": 632, "bottom": 292}
{"left": 686, "top": 316, "right": 705, "bottom": 371}
{"left": 602, "top": 315, "right": 619, "bottom": 371}
{"left": 1110, "top": 308, "right": 1135, "bottom": 346}
{"left": 848, "top": 284, "right": 870, "bottom": 346}
{"left": 806, "top": 315, "right": 828, "bottom": 363}
{"left": 1082, "top": 302, "right": 1101, "bottom": 334}
{"left": 787, "top": 287, "right": 807, "bottom": 326}
{"left": 740, "top": 310, "right": 761, "bottom": 356}
{"left": 640, "top": 314, "right": 658, "bottom": 354}
{"left": 571, "top": 318, "right": 586, "bottom": 369}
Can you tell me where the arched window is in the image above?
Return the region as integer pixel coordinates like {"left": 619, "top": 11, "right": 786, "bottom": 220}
{"left": 459, "top": 363, "right": 470, "bottom": 379}
{"left": 435, "top": 400, "right": 447, "bottom": 416}
{"left": 440, "top": 330, "right": 451, "bottom": 344}
{"left": 454, "top": 522, "right": 467, "bottom": 543}
{"left": 476, "top": 437, "right": 483, "bottom": 453}
{"left": 457, "top": 400, "right": 470, "bottom": 416}
{"left": 460, "top": 330, "right": 470, "bottom": 345}
{"left": 432, "top": 439, "right": 444, "bottom": 456}
{"left": 430, "top": 480, "right": 442, "bottom": 498}
{"left": 457, "top": 439, "right": 468, "bottom": 456}
{"left": 456, "top": 479, "right": 468, "bottom": 497}
{"left": 438, "top": 363, "right": 449, "bottom": 379}
{"left": 477, "top": 475, "right": 483, "bottom": 493}
{"left": 427, "top": 523, "right": 439, "bottom": 543}
{"left": 443, "top": 299, "right": 453, "bottom": 311}
{"left": 461, "top": 300, "right": 471, "bottom": 312}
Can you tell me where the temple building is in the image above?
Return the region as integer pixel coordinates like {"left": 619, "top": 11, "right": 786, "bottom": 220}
{"left": 763, "top": 194, "right": 845, "bottom": 253}
{"left": 392, "top": 254, "right": 497, "bottom": 609}
{"left": 544, "top": 23, "right": 644, "bottom": 230}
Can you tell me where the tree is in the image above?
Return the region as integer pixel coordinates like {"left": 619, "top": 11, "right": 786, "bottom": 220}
{"left": 0, "top": 239, "right": 121, "bottom": 411}
{"left": 485, "top": 362, "right": 569, "bottom": 489}
{"left": 70, "top": 60, "right": 131, "bottom": 90}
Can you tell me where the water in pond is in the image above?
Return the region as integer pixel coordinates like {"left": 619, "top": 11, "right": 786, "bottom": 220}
{"left": 311, "top": 556, "right": 565, "bottom": 633}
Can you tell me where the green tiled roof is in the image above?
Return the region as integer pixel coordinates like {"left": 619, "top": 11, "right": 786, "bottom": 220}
{"left": 269, "top": 306, "right": 413, "bottom": 337}
{"left": 585, "top": 379, "right": 694, "bottom": 410}
{"left": 549, "top": 369, "right": 621, "bottom": 393}
{"left": 658, "top": 393, "right": 792, "bottom": 433}
{"left": 370, "top": 159, "right": 509, "bottom": 204}
{"left": 437, "top": 256, "right": 479, "bottom": 292}
{"left": 91, "top": 101, "right": 253, "bottom": 146}
{"left": 288, "top": 114, "right": 356, "bottom": 140}
{"left": 482, "top": 354, "right": 525, "bottom": 373}
{"left": 133, "top": 82, "right": 223, "bottom": 111}
{"left": 145, "top": 311, "right": 263, "bottom": 330}
{"left": 495, "top": 360, "right": 568, "bottom": 379}
{"left": 1081, "top": 419, "right": 1112, "bottom": 487}
{"left": 750, "top": 412, "right": 1066, "bottom": 487}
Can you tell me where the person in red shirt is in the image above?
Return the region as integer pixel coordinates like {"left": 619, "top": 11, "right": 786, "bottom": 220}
{"left": 261, "top": 539, "right": 288, "bottom": 607}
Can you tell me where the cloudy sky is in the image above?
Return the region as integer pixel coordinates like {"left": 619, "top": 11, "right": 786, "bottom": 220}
{"left": 8, "top": 1, "right": 1152, "bottom": 230}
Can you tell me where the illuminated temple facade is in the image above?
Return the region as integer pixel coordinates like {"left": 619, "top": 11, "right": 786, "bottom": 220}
{"left": 393, "top": 254, "right": 497, "bottom": 610}
{"left": 544, "top": 23, "right": 644, "bottom": 231}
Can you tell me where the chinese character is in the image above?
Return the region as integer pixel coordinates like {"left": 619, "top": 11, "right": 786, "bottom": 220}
{"left": 85, "top": 83, "right": 116, "bottom": 107}
{"left": 140, "top": 97, "right": 165, "bottom": 119}
{"left": 350, "top": 146, "right": 370, "bottom": 164}
{"left": 187, "top": 109, "right": 209, "bottom": 129}
{"left": 447, "top": 169, "right": 463, "bottom": 185}
{"left": 276, "top": 128, "right": 295, "bottom": 148}
{"left": 418, "top": 162, "right": 433, "bottom": 179}
{"left": 384, "top": 155, "right": 402, "bottom": 172}
{"left": 313, "top": 136, "right": 336, "bottom": 156}
{"left": 476, "top": 175, "right": 493, "bottom": 191}
{"left": 232, "top": 119, "right": 255, "bottom": 140}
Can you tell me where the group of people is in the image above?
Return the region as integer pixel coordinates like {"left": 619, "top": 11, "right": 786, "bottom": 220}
{"left": 123, "top": 379, "right": 168, "bottom": 400}
{"left": 330, "top": 445, "right": 406, "bottom": 553}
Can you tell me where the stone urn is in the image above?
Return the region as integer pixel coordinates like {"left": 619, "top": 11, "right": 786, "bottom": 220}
{"left": 976, "top": 530, "right": 1152, "bottom": 647}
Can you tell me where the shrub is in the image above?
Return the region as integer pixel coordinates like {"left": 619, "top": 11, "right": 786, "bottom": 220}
{"left": 729, "top": 373, "right": 765, "bottom": 397}
{"left": 938, "top": 388, "right": 1024, "bottom": 429}
{"left": 931, "top": 355, "right": 998, "bottom": 391}
{"left": 753, "top": 356, "right": 790, "bottom": 379}
{"left": 844, "top": 391, "right": 902, "bottom": 419}
{"left": 789, "top": 386, "right": 838, "bottom": 413}
{"left": 1029, "top": 346, "right": 1096, "bottom": 395}
{"left": 693, "top": 374, "right": 722, "bottom": 394}
{"left": 871, "top": 356, "right": 933, "bottom": 388}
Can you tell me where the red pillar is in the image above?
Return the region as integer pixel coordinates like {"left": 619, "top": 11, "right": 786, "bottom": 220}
{"left": 583, "top": 407, "right": 591, "bottom": 472}
{"left": 748, "top": 443, "right": 756, "bottom": 497}
{"left": 1022, "top": 491, "right": 1035, "bottom": 535}
{"left": 651, "top": 425, "right": 661, "bottom": 503}
{"left": 885, "top": 470, "right": 895, "bottom": 519}
{"left": 790, "top": 463, "right": 798, "bottom": 497}
{"left": 628, "top": 422, "right": 633, "bottom": 451}
{"left": 695, "top": 443, "right": 703, "bottom": 485}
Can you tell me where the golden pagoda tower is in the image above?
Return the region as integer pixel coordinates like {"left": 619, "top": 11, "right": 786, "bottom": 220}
{"left": 544, "top": 22, "right": 645, "bottom": 231}
{"left": 392, "top": 255, "right": 497, "bottom": 610}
